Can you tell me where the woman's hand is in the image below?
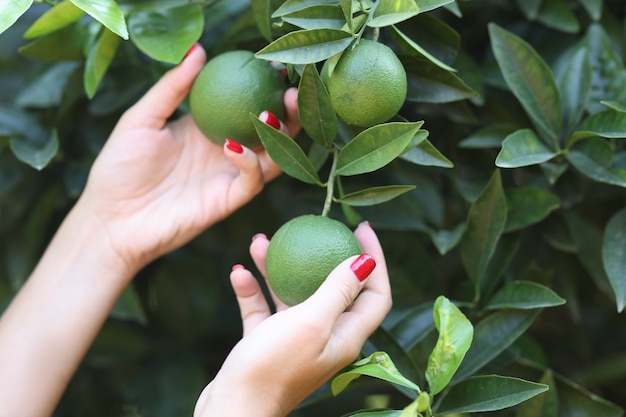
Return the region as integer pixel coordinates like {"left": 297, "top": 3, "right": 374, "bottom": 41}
{"left": 79, "top": 44, "right": 300, "bottom": 274}
{"left": 194, "top": 221, "right": 392, "bottom": 417}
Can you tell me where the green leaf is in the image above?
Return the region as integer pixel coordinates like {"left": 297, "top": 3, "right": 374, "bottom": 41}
{"left": 71, "top": 0, "right": 128, "bottom": 40}
{"left": 368, "top": 0, "right": 420, "bottom": 28}
{"left": 298, "top": 64, "right": 337, "bottom": 146}
{"left": 251, "top": 0, "right": 272, "bottom": 41}
{"left": 336, "top": 121, "right": 423, "bottom": 176}
{"left": 567, "top": 138, "right": 626, "bottom": 188}
{"left": 570, "top": 110, "right": 626, "bottom": 145}
{"left": 601, "top": 101, "right": 626, "bottom": 112}
{"left": 18, "top": 24, "right": 85, "bottom": 61}
{"left": 488, "top": 23, "right": 562, "bottom": 146}
{"left": 460, "top": 170, "right": 508, "bottom": 292}
{"left": 128, "top": 4, "right": 203, "bottom": 64}
{"left": 487, "top": 281, "right": 566, "bottom": 310}
{"left": 272, "top": 0, "right": 341, "bottom": 17}
{"left": 459, "top": 124, "right": 518, "bottom": 149}
{"left": 336, "top": 185, "right": 416, "bottom": 207}
{"left": 250, "top": 115, "right": 322, "bottom": 185}
{"left": 415, "top": 0, "right": 454, "bottom": 13}
{"left": 400, "top": 138, "right": 454, "bottom": 168}
{"left": 453, "top": 310, "right": 540, "bottom": 381}
{"left": 16, "top": 62, "right": 80, "bottom": 108}
{"left": 536, "top": 0, "right": 580, "bottom": 34}
{"left": 281, "top": 4, "right": 346, "bottom": 30}
{"left": 602, "top": 208, "right": 626, "bottom": 312}
{"left": 404, "top": 56, "right": 477, "bottom": 103}
{"left": 504, "top": 186, "right": 560, "bottom": 232}
{"left": 558, "top": 47, "right": 591, "bottom": 135}
{"left": 516, "top": 370, "right": 558, "bottom": 417}
{"left": 515, "top": 0, "right": 542, "bottom": 19}
{"left": 390, "top": 25, "right": 455, "bottom": 72}
{"left": 111, "top": 284, "right": 148, "bottom": 325}
{"left": 331, "top": 351, "right": 421, "bottom": 396}
{"left": 558, "top": 373, "right": 624, "bottom": 417}
{"left": 255, "top": 28, "right": 354, "bottom": 64}
{"left": 84, "top": 28, "right": 121, "bottom": 98}
{"left": 10, "top": 129, "right": 59, "bottom": 171}
{"left": 435, "top": 375, "right": 548, "bottom": 415}
{"left": 389, "top": 301, "right": 436, "bottom": 351}
{"left": 578, "top": 0, "right": 603, "bottom": 20}
{"left": 24, "top": 0, "right": 84, "bottom": 39}
{"left": 425, "top": 296, "right": 473, "bottom": 396}
{"left": 346, "top": 411, "right": 402, "bottom": 417}
{"left": 429, "top": 223, "right": 466, "bottom": 256}
{"left": 0, "top": 0, "right": 32, "bottom": 36}
{"left": 496, "top": 129, "right": 558, "bottom": 168}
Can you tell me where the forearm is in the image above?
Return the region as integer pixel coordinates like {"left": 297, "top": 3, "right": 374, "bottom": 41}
{"left": 0, "top": 199, "right": 137, "bottom": 417}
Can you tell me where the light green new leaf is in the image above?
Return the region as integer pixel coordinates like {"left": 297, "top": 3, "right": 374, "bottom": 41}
{"left": 250, "top": 115, "right": 322, "bottom": 185}
{"left": 272, "top": 0, "right": 340, "bottom": 17}
{"left": 368, "top": 0, "right": 420, "bottom": 27}
{"left": 567, "top": 138, "right": 626, "bottom": 188}
{"left": 331, "top": 351, "right": 420, "bottom": 396}
{"left": 496, "top": 129, "right": 558, "bottom": 168}
{"left": 400, "top": 138, "right": 454, "bottom": 168}
{"left": 558, "top": 47, "right": 591, "bottom": 135}
{"left": 460, "top": 170, "right": 507, "bottom": 291}
{"left": 256, "top": 28, "right": 354, "bottom": 64}
{"left": 602, "top": 208, "right": 626, "bottom": 312}
{"left": 84, "top": 28, "right": 121, "bottom": 98}
{"left": 10, "top": 129, "right": 59, "bottom": 171}
{"left": 0, "top": 0, "right": 32, "bottom": 36}
{"left": 488, "top": 23, "right": 562, "bottom": 146}
{"left": 336, "top": 185, "right": 416, "bottom": 207}
{"left": 281, "top": 4, "right": 346, "bottom": 30}
{"left": 298, "top": 64, "right": 337, "bottom": 146}
{"left": 504, "top": 186, "right": 560, "bottom": 232}
{"left": 390, "top": 25, "right": 455, "bottom": 72}
{"left": 336, "top": 121, "right": 423, "bottom": 176}
{"left": 453, "top": 310, "right": 540, "bottom": 382}
{"left": 128, "top": 4, "right": 204, "bottom": 64}
{"left": 24, "top": 0, "right": 84, "bottom": 39}
{"left": 71, "top": 0, "right": 128, "bottom": 40}
{"left": 251, "top": 0, "right": 272, "bottom": 41}
{"left": 487, "top": 281, "right": 566, "bottom": 310}
{"left": 425, "top": 296, "right": 473, "bottom": 396}
{"left": 570, "top": 110, "right": 626, "bottom": 145}
{"left": 435, "top": 375, "right": 548, "bottom": 415}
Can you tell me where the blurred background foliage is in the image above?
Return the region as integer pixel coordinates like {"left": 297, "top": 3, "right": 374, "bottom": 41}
{"left": 1, "top": 0, "right": 626, "bottom": 416}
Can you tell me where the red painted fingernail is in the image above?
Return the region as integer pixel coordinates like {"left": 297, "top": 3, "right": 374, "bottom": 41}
{"left": 232, "top": 264, "right": 245, "bottom": 271}
{"left": 252, "top": 233, "right": 267, "bottom": 242}
{"left": 225, "top": 138, "right": 243, "bottom": 154}
{"left": 183, "top": 42, "right": 200, "bottom": 60}
{"left": 259, "top": 110, "right": 281, "bottom": 130}
{"left": 350, "top": 254, "right": 376, "bottom": 282}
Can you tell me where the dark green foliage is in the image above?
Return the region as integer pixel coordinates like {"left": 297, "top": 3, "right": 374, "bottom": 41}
{"left": 1, "top": 0, "right": 625, "bottom": 416}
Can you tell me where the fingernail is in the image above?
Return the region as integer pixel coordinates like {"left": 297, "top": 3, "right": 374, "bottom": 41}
{"left": 183, "top": 42, "right": 200, "bottom": 60}
{"left": 359, "top": 220, "right": 371, "bottom": 228}
{"left": 225, "top": 138, "right": 243, "bottom": 154}
{"left": 232, "top": 264, "right": 245, "bottom": 271}
{"left": 350, "top": 254, "right": 376, "bottom": 282}
{"left": 252, "top": 233, "right": 267, "bottom": 242}
{"left": 259, "top": 110, "right": 281, "bottom": 130}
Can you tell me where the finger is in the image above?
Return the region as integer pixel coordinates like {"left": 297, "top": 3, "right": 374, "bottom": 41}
{"left": 300, "top": 252, "right": 377, "bottom": 325}
{"left": 249, "top": 233, "right": 289, "bottom": 311}
{"left": 230, "top": 264, "right": 272, "bottom": 336}
{"left": 222, "top": 139, "right": 266, "bottom": 208}
{"left": 283, "top": 87, "right": 301, "bottom": 138}
{"left": 332, "top": 222, "right": 392, "bottom": 341}
{"left": 119, "top": 43, "right": 207, "bottom": 130}
{"left": 255, "top": 109, "right": 292, "bottom": 182}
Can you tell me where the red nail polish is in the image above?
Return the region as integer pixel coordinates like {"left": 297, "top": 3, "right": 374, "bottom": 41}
{"left": 350, "top": 254, "right": 376, "bottom": 282}
{"left": 225, "top": 138, "right": 243, "bottom": 154}
{"left": 252, "top": 233, "right": 267, "bottom": 242}
{"left": 232, "top": 264, "right": 245, "bottom": 271}
{"left": 183, "top": 42, "right": 199, "bottom": 60}
{"left": 259, "top": 110, "right": 281, "bottom": 130}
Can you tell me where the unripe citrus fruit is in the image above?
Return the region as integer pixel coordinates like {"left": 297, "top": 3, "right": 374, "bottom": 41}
{"left": 322, "top": 39, "right": 407, "bottom": 128}
{"left": 189, "top": 50, "right": 286, "bottom": 147}
{"left": 265, "top": 214, "right": 362, "bottom": 306}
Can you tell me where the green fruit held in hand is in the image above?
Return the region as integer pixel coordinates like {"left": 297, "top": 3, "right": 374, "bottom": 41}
{"left": 265, "top": 215, "right": 362, "bottom": 306}
{"left": 322, "top": 39, "right": 407, "bottom": 128}
{"left": 190, "top": 50, "right": 286, "bottom": 147}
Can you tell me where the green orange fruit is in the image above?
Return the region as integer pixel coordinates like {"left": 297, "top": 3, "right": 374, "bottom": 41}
{"left": 190, "top": 50, "right": 286, "bottom": 147}
{"left": 265, "top": 215, "right": 362, "bottom": 306}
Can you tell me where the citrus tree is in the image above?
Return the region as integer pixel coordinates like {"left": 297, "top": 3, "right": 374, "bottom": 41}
{"left": 1, "top": 1, "right": 626, "bottom": 416}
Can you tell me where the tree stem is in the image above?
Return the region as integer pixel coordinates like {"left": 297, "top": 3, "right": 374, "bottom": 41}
{"left": 321, "top": 148, "right": 339, "bottom": 217}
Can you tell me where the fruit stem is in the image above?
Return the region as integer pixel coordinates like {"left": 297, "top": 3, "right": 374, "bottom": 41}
{"left": 321, "top": 148, "right": 339, "bottom": 217}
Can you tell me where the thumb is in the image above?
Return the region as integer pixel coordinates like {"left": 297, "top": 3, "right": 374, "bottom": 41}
{"left": 118, "top": 43, "right": 207, "bottom": 130}
{"left": 301, "top": 254, "right": 376, "bottom": 322}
